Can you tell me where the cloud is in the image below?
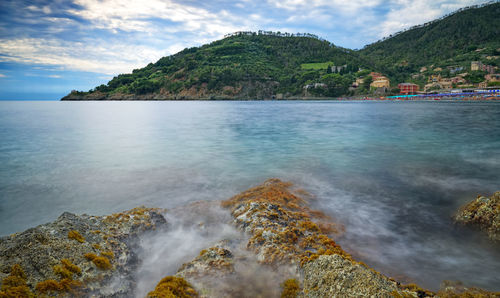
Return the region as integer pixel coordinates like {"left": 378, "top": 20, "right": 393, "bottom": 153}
{"left": 0, "top": 37, "right": 172, "bottom": 75}
{"left": 0, "top": 0, "right": 493, "bottom": 79}
{"left": 26, "top": 5, "right": 52, "bottom": 14}
{"left": 267, "top": 0, "right": 382, "bottom": 12}
{"left": 0, "top": 74, "right": 6, "bottom": 78}
{"left": 0, "top": 0, "right": 260, "bottom": 75}
{"left": 67, "top": 0, "right": 242, "bottom": 37}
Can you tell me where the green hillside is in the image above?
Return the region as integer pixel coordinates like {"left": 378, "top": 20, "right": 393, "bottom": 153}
{"left": 359, "top": 2, "right": 500, "bottom": 83}
{"left": 63, "top": 2, "right": 500, "bottom": 100}
{"left": 64, "top": 33, "right": 366, "bottom": 100}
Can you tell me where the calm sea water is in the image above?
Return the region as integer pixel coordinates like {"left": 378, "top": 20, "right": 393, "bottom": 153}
{"left": 1, "top": 100, "right": 499, "bottom": 291}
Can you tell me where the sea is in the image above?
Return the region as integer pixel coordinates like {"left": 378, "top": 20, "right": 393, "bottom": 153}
{"left": 0, "top": 100, "right": 499, "bottom": 292}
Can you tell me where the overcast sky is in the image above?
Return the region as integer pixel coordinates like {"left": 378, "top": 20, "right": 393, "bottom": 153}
{"left": 0, "top": 0, "right": 491, "bottom": 100}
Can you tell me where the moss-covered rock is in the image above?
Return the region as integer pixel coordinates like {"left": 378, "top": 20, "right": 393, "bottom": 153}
{"left": 0, "top": 264, "right": 34, "bottom": 297}
{"left": 220, "top": 179, "right": 430, "bottom": 297}
{"left": 281, "top": 278, "right": 300, "bottom": 298}
{"left": 454, "top": 191, "right": 500, "bottom": 241}
{"left": 177, "top": 242, "right": 235, "bottom": 279}
{"left": 437, "top": 280, "right": 500, "bottom": 297}
{"left": 0, "top": 207, "right": 167, "bottom": 296}
{"left": 302, "top": 254, "right": 416, "bottom": 297}
{"left": 221, "top": 178, "right": 349, "bottom": 266}
{"left": 147, "top": 276, "right": 198, "bottom": 298}
{"left": 175, "top": 241, "right": 237, "bottom": 297}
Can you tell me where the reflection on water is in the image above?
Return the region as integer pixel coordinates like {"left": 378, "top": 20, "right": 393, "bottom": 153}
{"left": 0, "top": 100, "right": 499, "bottom": 291}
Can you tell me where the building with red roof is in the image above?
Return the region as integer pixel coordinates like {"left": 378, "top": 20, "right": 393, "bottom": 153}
{"left": 398, "top": 83, "right": 419, "bottom": 94}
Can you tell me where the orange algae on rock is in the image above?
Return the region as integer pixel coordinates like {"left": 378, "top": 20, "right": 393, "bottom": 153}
{"left": 35, "top": 278, "right": 83, "bottom": 295}
{"left": 36, "top": 259, "right": 84, "bottom": 295}
{"left": 147, "top": 276, "right": 198, "bottom": 298}
{"left": 58, "top": 278, "right": 83, "bottom": 292}
{"left": 35, "top": 280, "right": 61, "bottom": 293}
{"left": 67, "top": 230, "right": 85, "bottom": 243}
{"left": 398, "top": 283, "right": 434, "bottom": 297}
{"left": 83, "top": 252, "right": 112, "bottom": 270}
{"left": 281, "top": 278, "right": 300, "bottom": 298}
{"left": 53, "top": 264, "right": 72, "bottom": 279}
{"left": 92, "top": 256, "right": 112, "bottom": 270}
{"left": 100, "top": 251, "right": 115, "bottom": 259}
{"left": 221, "top": 178, "right": 350, "bottom": 266}
{"left": 221, "top": 178, "right": 304, "bottom": 210}
{"left": 53, "top": 258, "right": 79, "bottom": 280}
{"left": 103, "top": 206, "right": 164, "bottom": 225}
{"left": 84, "top": 252, "right": 98, "bottom": 261}
{"left": 0, "top": 264, "right": 33, "bottom": 298}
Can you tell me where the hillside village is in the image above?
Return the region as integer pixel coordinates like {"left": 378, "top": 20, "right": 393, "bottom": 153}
{"left": 306, "top": 54, "right": 500, "bottom": 97}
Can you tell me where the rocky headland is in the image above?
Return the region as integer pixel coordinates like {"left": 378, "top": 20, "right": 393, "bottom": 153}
{"left": 1, "top": 179, "right": 499, "bottom": 297}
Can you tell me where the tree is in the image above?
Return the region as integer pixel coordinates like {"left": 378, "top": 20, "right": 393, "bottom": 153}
{"left": 465, "top": 71, "right": 486, "bottom": 84}
{"left": 362, "top": 76, "right": 373, "bottom": 90}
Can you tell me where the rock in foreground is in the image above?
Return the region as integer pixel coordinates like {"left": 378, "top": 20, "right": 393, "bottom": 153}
{"left": 454, "top": 191, "right": 500, "bottom": 241}
{"left": 0, "top": 207, "right": 166, "bottom": 297}
{"left": 153, "top": 179, "right": 427, "bottom": 297}
{"left": 3, "top": 181, "right": 499, "bottom": 297}
{"left": 302, "top": 254, "right": 402, "bottom": 297}
{"left": 165, "top": 179, "right": 499, "bottom": 297}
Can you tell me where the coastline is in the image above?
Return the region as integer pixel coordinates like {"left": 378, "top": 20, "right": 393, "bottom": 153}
{"left": 1, "top": 180, "right": 498, "bottom": 297}
{"left": 60, "top": 96, "right": 500, "bottom": 101}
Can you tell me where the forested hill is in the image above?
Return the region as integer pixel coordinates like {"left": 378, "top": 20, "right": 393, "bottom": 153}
{"left": 359, "top": 2, "right": 500, "bottom": 83}
{"left": 63, "top": 33, "right": 366, "bottom": 100}
{"left": 62, "top": 2, "right": 500, "bottom": 100}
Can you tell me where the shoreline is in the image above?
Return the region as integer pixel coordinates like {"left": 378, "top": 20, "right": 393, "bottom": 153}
{"left": 59, "top": 97, "right": 500, "bottom": 101}
{"left": 1, "top": 180, "right": 499, "bottom": 297}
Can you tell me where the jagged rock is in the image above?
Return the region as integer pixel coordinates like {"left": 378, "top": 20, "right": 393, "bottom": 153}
{"left": 175, "top": 239, "right": 292, "bottom": 298}
{"left": 4, "top": 181, "right": 499, "bottom": 297}
{"left": 0, "top": 207, "right": 166, "bottom": 297}
{"left": 454, "top": 191, "right": 500, "bottom": 241}
{"left": 437, "top": 280, "right": 500, "bottom": 297}
{"left": 221, "top": 178, "right": 348, "bottom": 266}
{"left": 302, "top": 254, "right": 409, "bottom": 297}
{"left": 219, "top": 179, "right": 428, "bottom": 297}
{"left": 176, "top": 241, "right": 236, "bottom": 297}
{"left": 177, "top": 241, "right": 235, "bottom": 279}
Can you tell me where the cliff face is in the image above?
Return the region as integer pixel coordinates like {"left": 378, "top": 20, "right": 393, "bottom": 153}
{"left": 61, "top": 80, "right": 282, "bottom": 101}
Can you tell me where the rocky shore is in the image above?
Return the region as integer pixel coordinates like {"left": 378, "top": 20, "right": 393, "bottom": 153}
{"left": 1, "top": 180, "right": 499, "bottom": 297}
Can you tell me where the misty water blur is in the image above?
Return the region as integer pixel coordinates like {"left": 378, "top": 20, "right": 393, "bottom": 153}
{"left": 0, "top": 100, "right": 499, "bottom": 291}
{"left": 134, "top": 202, "right": 296, "bottom": 297}
{"left": 134, "top": 202, "right": 239, "bottom": 296}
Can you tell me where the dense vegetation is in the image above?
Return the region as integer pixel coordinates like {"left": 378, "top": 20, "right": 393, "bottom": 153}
{"left": 72, "top": 33, "right": 366, "bottom": 99}
{"left": 63, "top": 2, "right": 500, "bottom": 100}
{"left": 359, "top": 2, "right": 500, "bottom": 84}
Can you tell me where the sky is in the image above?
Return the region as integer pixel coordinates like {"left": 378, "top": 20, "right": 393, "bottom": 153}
{"left": 0, "top": 0, "right": 492, "bottom": 100}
